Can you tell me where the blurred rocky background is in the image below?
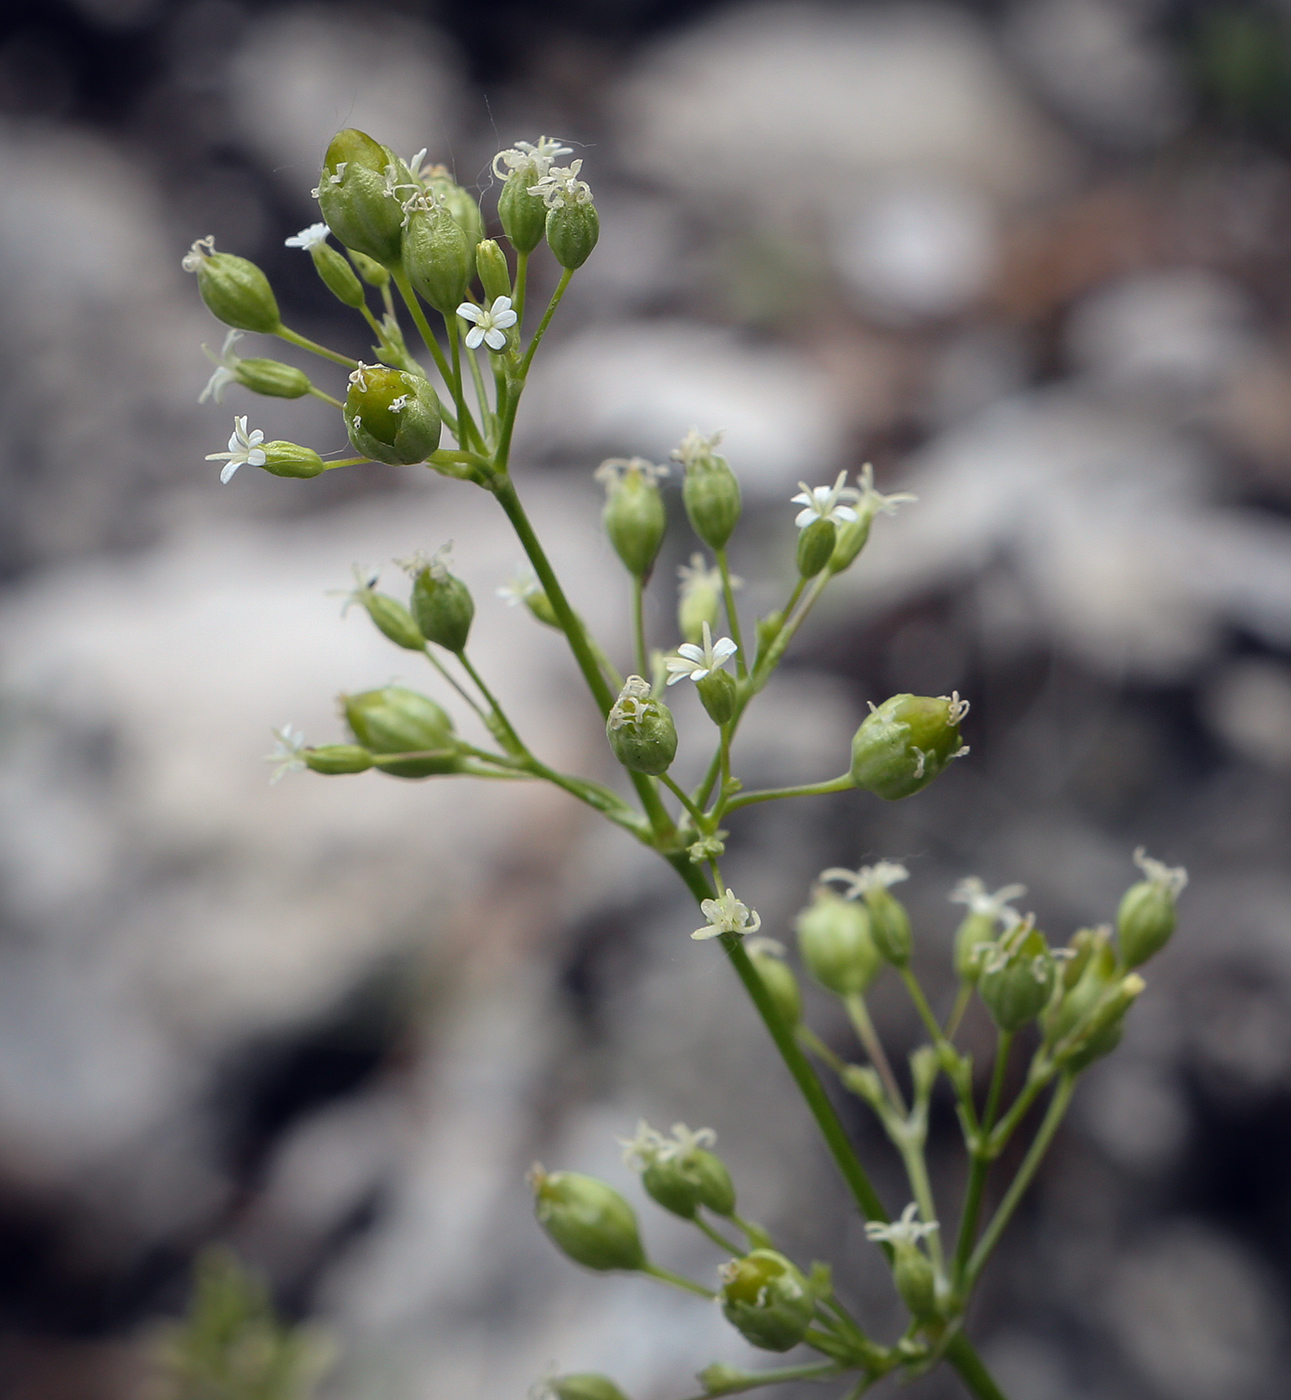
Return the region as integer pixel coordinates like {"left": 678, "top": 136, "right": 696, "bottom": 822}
{"left": 3, "top": 0, "right": 1291, "bottom": 1397}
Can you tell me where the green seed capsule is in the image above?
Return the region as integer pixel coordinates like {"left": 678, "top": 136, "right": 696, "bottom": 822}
{"left": 677, "top": 554, "right": 722, "bottom": 646}
{"left": 303, "top": 744, "right": 373, "bottom": 774}
{"left": 235, "top": 359, "right": 311, "bottom": 399}
{"left": 530, "top": 1167, "right": 647, "bottom": 1272}
{"left": 696, "top": 669, "right": 737, "bottom": 726}
{"left": 260, "top": 441, "right": 325, "bottom": 479}
{"left": 606, "top": 677, "right": 678, "bottom": 776}
{"left": 310, "top": 241, "right": 366, "bottom": 308}
{"left": 828, "top": 514, "right": 873, "bottom": 574}
{"left": 865, "top": 886, "right": 913, "bottom": 966}
{"left": 358, "top": 590, "right": 425, "bottom": 651}
{"left": 796, "top": 518, "right": 837, "bottom": 578}
{"left": 315, "top": 128, "right": 405, "bottom": 267}
{"left": 547, "top": 200, "right": 600, "bottom": 270}
{"left": 748, "top": 941, "right": 802, "bottom": 1028}
{"left": 1117, "top": 850, "right": 1187, "bottom": 968}
{"left": 677, "top": 432, "right": 741, "bottom": 550}
{"left": 183, "top": 239, "right": 281, "bottom": 334}
{"left": 849, "top": 693, "right": 968, "bottom": 801}
{"left": 1061, "top": 974, "right": 1144, "bottom": 1072}
{"left": 410, "top": 563, "right": 474, "bottom": 653}
{"left": 720, "top": 1251, "right": 815, "bottom": 1352}
{"left": 794, "top": 889, "right": 881, "bottom": 996}
{"left": 1043, "top": 933, "right": 1116, "bottom": 1045}
{"left": 343, "top": 686, "right": 459, "bottom": 778}
{"left": 499, "top": 169, "right": 548, "bottom": 254}
{"left": 404, "top": 200, "right": 473, "bottom": 317}
{"left": 893, "top": 1246, "right": 937, "bottom": 1322}
{"left": 597, "top": 458, "right": 667, "bottom": 579}
{"left": 344, "top": 363, "right": 441, "bottom": 465}
{"left": 977, "top": 922, "right": 1056, "bottom": 1033}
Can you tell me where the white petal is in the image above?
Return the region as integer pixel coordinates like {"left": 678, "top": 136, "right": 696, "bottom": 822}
{"left": 794, "top": 506, "right": 817, "bottom": 529}
{"left": 711, "top": 637, "right": 738, "bottom": 665}
{"left": 483, "top": 327, "right": 507, "bottom": 350}
{"left": 790, "top": 489, "right": 814, "bottom": 507}
{"left": 220, "top": 461, "right": 241, "bottom": 484}
{"left": 691, "top": 925, "right": 722, "bottom": 940}
{"left": 492, "top": 307, "right": 518, "bottom": 329}
{"left": 676, "top": 643, "right": 706, "bottom": 665}
{"left": 464, "top": 326, "right": 485, "bottom": 350}
{"left": 456, "top": 303, "right": 484, "bottom": 324}
{"left": 832, "top": 504, "right": 859, "bottom": 523}
{"left": 247, "top": 447, "right": 267, "bottom": 467}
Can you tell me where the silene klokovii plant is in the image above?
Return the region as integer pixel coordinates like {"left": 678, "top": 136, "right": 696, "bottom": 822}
{"left": 184, "top": 129, "right": 1188, "bottom": 1400}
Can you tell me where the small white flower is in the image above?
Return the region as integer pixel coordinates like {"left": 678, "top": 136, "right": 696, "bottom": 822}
{"left": 457, "top": 295, "right": 518, "bottom": 351}
{"left": 607, "top": 675, "right": 654, "bottom": 731}
{"left": 864, "top": 1202, "right": 938, "bottom": 1249}
{"left": 791, "top": 470, "right": 862, "bottom": 530}
{"left": 497, "top": 567, "right": 542, "bottom": 606}
{"left": 949, "top": 877, "right": 1026, "bottom": 928}
{"left": 204, "top": 414, "right": 267, "bottom": 484}
{"left": 665, "top": 621, "right": 738, "bottom": 686}
{"left": 819, "top": 861, "right": 910, "bottom": 901}
{"left": 1132, "top": 848, "right": 1189, "bottom": 896}
{"left": 693, "top": 887, "right": 761, "bottom": 941}
{"left": 397, "top": 542, "right": 453, "bottom": 583}
{"left": 528, "top": 159, "right": 593, "bottom": 209}
{"left": 405, "top": 147, "right": 430, "bottom": 179}
{"left": 618, "top": 1119, "right": 716, "bottom": 1169}
{"left": 265, "top": 723, "right": 307, "bottom": 784}
{"left": 284, "top": 222, "right": 329, "bottom": 251}
{"left": 330, "top": 562, "right": 380, "bottom": 616}
{"left": 670, "top": 427, "right": 724, "bottom": 471}
{"left": 198, "top": 328, "right": 244, "bottom": 405}
{"left": 677, "top": 553, "right": 734, "bottom": 598}
{"left": 181, "top": 235, "right": 215, "bottom": 272}
{"left": 594, "top": 456, "right": 669, "bottom": 488}
{"left": 855, "top": 462, "right": 918, "bottom": 518}
{"left": 492, "top": 135, "right": 573, "bottom": 181}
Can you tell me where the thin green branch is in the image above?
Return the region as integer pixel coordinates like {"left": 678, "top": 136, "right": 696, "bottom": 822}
{"left": 276, "top": 325, "right": 359, "bottom": 369}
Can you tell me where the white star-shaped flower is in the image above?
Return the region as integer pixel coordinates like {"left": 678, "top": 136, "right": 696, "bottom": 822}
{"left": 949, "top": 877, "right": 1026, "bottom": 926}
{"left": 491, "top": 135, "right": 573, "bottom": 180}
{"left": 284, "top": 222, "right": 330, "bottom": 251}
{"left": 497, "top": 567, "right": 541, "bottom": 606}
{"left": 204, "top": 414, "right": 266, "bottom": 484}
{"left": 457, "top": 295, "right": 518, "bottom": 351}
{"left": 664, "top": 621, "right": 737, "bottom": 686}
{"left": 693, "top": 887, "right": 762, "bottom": 941}
{"left": 528, "top": 160, "right": 593, "bottom": 209}
{"left": 819, "top": 861, "right": 910, "bottom": 900}
{"left": 265, "top": 723, "right": 307, "bottom": 784}
{"left": 855, "top": 462, "right": 918, "bottom": 518}
{"left": 864, "top": 1202, "right": 939, "bottom": 1249}
{"left": 1132, "top": 848, "right": 1188, "bottom": 896}
{"left": 198, "top": 328, "right": 244, "bottom": 405}
{"left": 594, "top": 456, "right": 669, "bottom": 488}
{"left": 791, "top": 470, "right": 862, "bottom": 530}
{"left": 329, "top": 562, "right": 380, "bottom": 616}
{"left": 670, "top": 428, "right": 724, "bottom": 471}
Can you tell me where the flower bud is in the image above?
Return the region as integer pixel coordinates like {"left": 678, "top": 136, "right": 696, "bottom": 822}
{"left": 677, "top": 555, "right": 722, "bottom": 647}
{"left": 1043, "top": 930, "right": 1116, "bottom": 1044}
{"left": 236, "top": 359, "right": 311, "bottom": 399}
{"left": 606, "top": 677, "right": 678, "bottom": 776}
{"left": 404, "top": 200, "right": 473, "bottom": 316}
{"left": 260, "top": 441, "right": 326, "bottom": 479}
{"left": 977, "top": 921, "right": 1056, "bottom": 1033}
{"left": 348, "top": 248, "right": 390, "bottom": 287}
{"left": 410, "top": 561, "right": 474, "bottom": 653}
{"left": 344, "top": 363, "right": 441, "bottom": 465}
{"left": 499, "top": 169, "right": 547, "bottom": 254}
{"left": 676, "top": 433, "right": 741, "bottom": 550}
{"left": 828, "top": 514, "right": 873, "bottom": 575}
{"left": 547, "top": 201, "right": 600, "bottom": 270}
{"left": 595, "top": 459, "right": 667, "bottom": 579}
{"left": 343, "top": 686, "right": 460, "bottom": 778}
{"left": 865, "top": 885, "right": 913, "bottom": 966}
{"left": 748, "top": 939, "right": 802, "bottom": 1028}
{"left": 695, "top": 669, "right": 737, "bottom": 726}
{"left": 893, "top": 1246, "right": 937, "bottom": 1322}
{"left": 310, "top": 241, "right": 366, "bottom": 308}
{"left": 315, "top": 129, "right": 404, "bottom": 267}
{"left": 183, "top": 238, "right": 281, "bottom": 334}
{"left": 428, "top": 174, "right": 484, "bottom": 248}
{"left": 645, "top": 1148, "right": 736, "bottom": 1221}
{"left": 1061, "top": 974, "right": 1145, "bottom": 1072}
{"left": 475, "top": 239, "right": 512, "bottom": 304}
{"left": 1117, "top": 849, "right": 1187, "bottom": 968}
{"left": 953, "top": 912, "right": 997, "bottom": 984}
{"left": 719, "top": 1251, "right": 815, "bottom": 1352}
{"left": 794, "top": 888, "right": 881, "bottom": 996}
{"left": 304, "top": 743, "right": 373, "bottom": 774}
{"left": 698, "top": 1364, "right": 745, "bottom": 1396}
{"left": 530, "top": 1166, "right": 646, "bottom": 1272}
{"left": 849, "top": 693, "right": 969, "bottom": 801}
{"left": 357, "top": 589, "right": 425, "bottom": 651}
{"left": 796, "top": 518, "right": 836, "bottom": 579}
{"left": 546, "top": 1375, "right": 631, "bottom": 1400}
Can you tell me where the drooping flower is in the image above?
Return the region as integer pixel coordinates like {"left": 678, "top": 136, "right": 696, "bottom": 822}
{"left": 949, "top": 877, "right": 1027, "bottom": 929}
{"left": 204, "top": 414, "right": 267, "bottom": 484}
{"left": 457, "top": 295, "right": 518, "bottom": 351}
{"left": 855, "top": 462, "right": 918, "bottom": 519}
{"left": 264, "top": 723, "right": 307, "bottom": 783}
{"left": 198, "top": 328, "right": 244, "bottom": 405}
{"left": 664, "top": 621, "right": 738, "bottom": 686}
{"left": 284, "top": 222, "right": 329, "bottom": 250}
{"left": 864, "top": 1202, "right": 939, "bottom": 1248}
{"left": 818, "top": 861, "right": 910, "bottom": 901}
{"left": 693, "top": 887, "right": 761, "bottom": 941}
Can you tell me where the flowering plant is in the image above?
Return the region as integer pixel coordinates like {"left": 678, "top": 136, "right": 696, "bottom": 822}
{"left": 184, "top": 128, "right": 1185, "bottom": 1400}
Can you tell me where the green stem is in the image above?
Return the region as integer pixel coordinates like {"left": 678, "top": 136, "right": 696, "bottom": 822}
{"left": 643, "top": 1263, "right": 714, "bottom": 1299}
{"left": 944, "top": 1334, "right": 1010, "bottom": 1400}
{"left": 952, "top": 1033, "right": 1012, "bottom": 1291}
{"left": 521, "top": 268, "right": 573, "bottom": 375}
{"left": 967, "top": 1074, "right": 1074, "bottom": 1288}
{"left": 844, "top": 993, "right": 906, "bottom": 1116}
{"left": 632, "top": 575, "right": 647, "bottom": 677}
{"left": 723, "top": 774, "right": 854, "bottom": 814}
{"left": 457, "top": 651, "right": 527, "bottom": 756}
{"left": 307, "top": 386, "right": 344, "bottom": 409}
{"left": 276, "top": 325, "right": 359, "bottom": 369}
{"left": 391, "top": 271, "right": 455, "bottom": 393}
{"left": 463, "top": 337, "right": 494, "bottom": 439}
{"left": 447, "top": 318, "right": 479, "bottom": 454}
{"left": 715, "top": 546, "right": 747, "bottom": 679}
{"left": 900, "top": 968, "right": 950, "bottom": 1049}
{"left": 988, "top": 1062, "right": 1056, "bottom": 1155}
{"left": 513, "top": 250, "right": 529, "bottom": 325}
{"left": 693, "top": 1215, "right": 742, "bottom": 1254}
{"left": 945, "top": 985, "right": 972, "bottom": 1040}
{"left": 683, "top": 1361, "right": 843, "bottom": 1397}
{"left": 661, "top": 773, "right": 708, "bottom": 829}
{"left": 421, "top": 646, "right": 491, "bottom": 726}
{"left": 797, "top": 1025, "right": 849, "bottom": 1076}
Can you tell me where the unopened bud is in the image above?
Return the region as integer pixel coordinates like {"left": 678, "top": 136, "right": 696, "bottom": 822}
{"left": 530, "top": 1166, "right": 646, "bottom": 1272}
{"left": 828, "top": 514, "right": 873, "bottom": 574}
{"left": 357, "top": 589, "right": 425, "bottom": 651}
{"left": 748, "top": 938, "right": 802, "bottom": 1028}
{"left": 547, "top": 201, "right": 600, "bottom": 270}
{"left": 866, "top": 886, "right": 913, "bottom": 966}
{"left": 677, "top": 555, "right": 723, "bottom": 646}
{"left": 311, "top": 241, "right": 366, "bottom": 308}
{"left": 303, "top": 744, "right": 373, "bottom": 774}
{"left": 596, "top": 458, "right": 667, "bottom": 579}
{"left": 344, "top": 363, "right": 441, "bottom": 465}
{"left": 236, "top": 359, "right": 311, "bottom": 399}
{"left": 720, "top": 1251, "right": 815, "bottom": 1352}
{"left": 315, "top": 129, "right": 404, "bottom": 266}
{"left": 977, "top": 921, "right": 1056, "bottom": 1034}
{"left": 607, "top": 677, "right": 678, "bottom": 776}
{"left": 794, "top": 888, "right": 881, "bottom": 996}
{"left": 410, "top": 559, "right": 474, "bottom": 653}
{"left": 849, "top": 693, "right": 969, "bottom": 801}
{"left": 1117, "top": 849, "right": 1187, "bottom": 968}
{"left": 546, "top": 1375, "right": 630, "bottom": 1400}
{"left": 499, "top": 169, "right": 547, "bottom": 254}
{"left": 695, "top": 669, "right": 737, "bottom": 726}
{"left": 475, "top": 238, "right": 512, "bottom": 304}
{"left": 183, "top": 238, "right": 281, "bottom": 334}
{"left": 343, "top": 686, "right": 459, "bottom": 778}
{"left": 261, "top": 441, "right": 325, "bottom": 479}
{"left": 796, "top": 518, "right": 836, "bottom": 578}
{"left": 677, "top": 434, "right": 741, "bottom": 550}
{"left": 348, "top": 248, "right": 389, "bottom": 287}
{"left": 1061, "top": 974, "right": 1145, "bottom": 1072}
{"left": 404, "top": 200, "right": 473, "bottom": 316}
{"left": 1044, "top": 930, "right": 1115, "bottom": 1044}
{"left": 893, "top": 1246, "right": 937, "bottom": 1322}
